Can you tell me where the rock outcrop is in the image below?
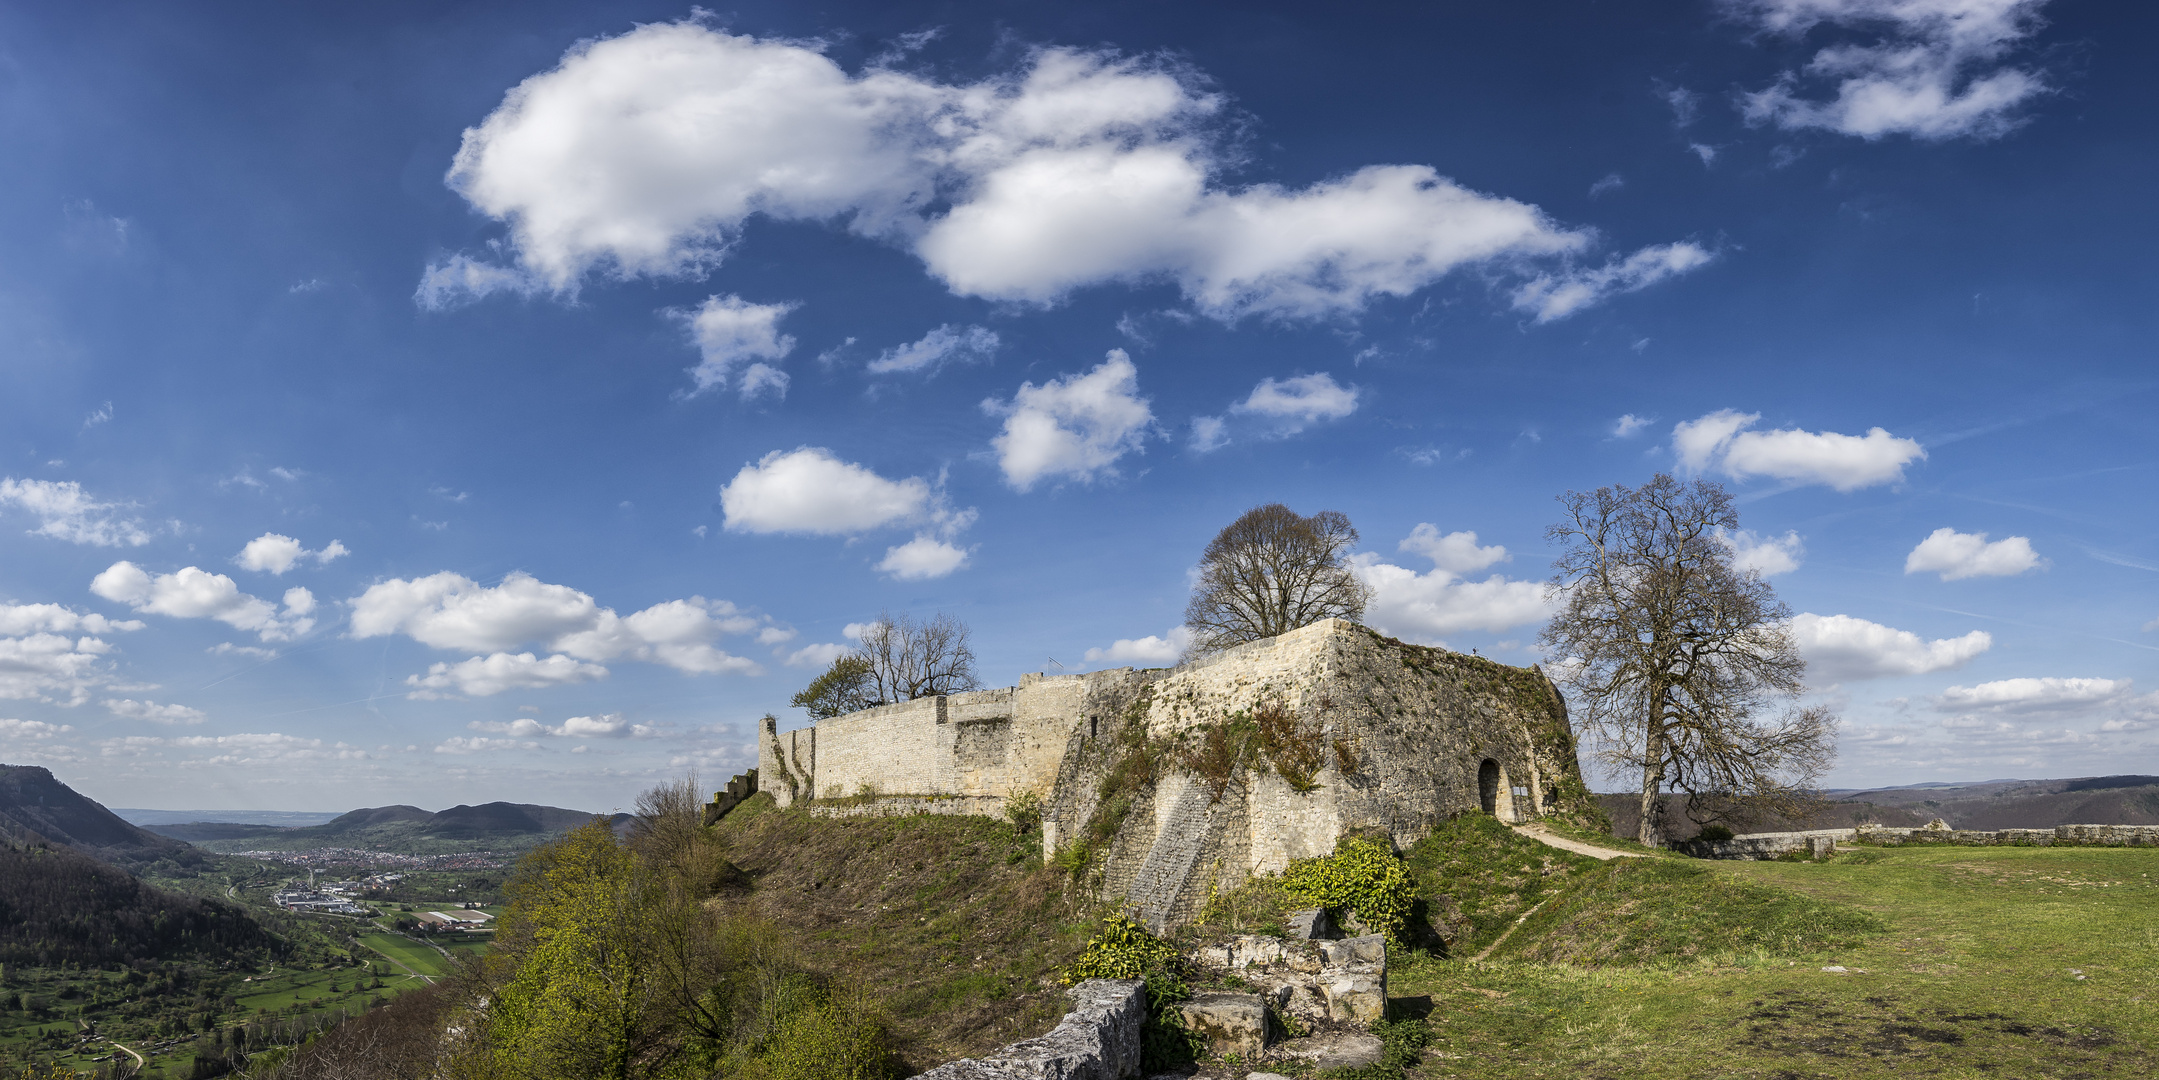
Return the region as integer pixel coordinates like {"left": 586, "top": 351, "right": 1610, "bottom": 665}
{"left": 914, "top": 979, "right": 1146, "bottom": 1080}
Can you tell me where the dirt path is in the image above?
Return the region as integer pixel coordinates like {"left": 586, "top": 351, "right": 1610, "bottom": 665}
{"left": 105, "top": 1037, "right": 144, "bottom": 1071}
{"left": 1511, "top": 823, "right": 1643, "bottom": 861}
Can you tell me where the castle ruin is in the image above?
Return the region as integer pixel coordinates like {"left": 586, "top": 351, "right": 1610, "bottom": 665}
{"left": 759, "top": 619, "right": 1597, "bottom": 928}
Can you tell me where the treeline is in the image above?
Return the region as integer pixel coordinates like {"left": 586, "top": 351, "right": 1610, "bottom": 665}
{"left": 0, "top": 837, "right": 275, "bottom": 968}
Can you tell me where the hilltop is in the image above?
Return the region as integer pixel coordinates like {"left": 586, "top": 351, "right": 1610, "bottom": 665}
{"left": 144, "top": 800, "right": 625, "bottom": 855}
{"left": 0, "top": 764, "right": 211, "bottom": 873}
{"left": 1599, "top": 773, "right": 2159, "bottom": 840}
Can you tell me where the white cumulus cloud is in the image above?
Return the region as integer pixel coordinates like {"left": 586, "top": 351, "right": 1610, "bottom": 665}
{"left": 349, "top": 571, "right": 764, "bottom": 680}
{"left": 985, "top": 349, "right": 1154, "bottom": 491}
{"left": 1729, "top": 0, "right": 2051, "bottom": 141}
{"left": 1790, "top": 612, "right": 1990, "bottom": 682}
{"left": 103, "top": 698, "right": 208, "bottom": 725}
{"left": 1193, "top": 372, "right": 1360, "bottom": 452}
{"left": 427, "top": 24, "right": 1698, "bottom": 323}
{"left": 0, "top": 632, "right": 121, "bottom": 705}
{"left": 1672, "top": 409, "right": 1925, "bottom": 491}
{"left": 1718, "top": 529, "right": 1805, "bottom": 577}
{"left": 91, "top": 562, "right": 314, "bottom": 642}
{"left": 868, "top": 324, "right": 1000, "bottom": 376}
{"left": 235, "top": 533, "right": 349, "bottom": 575}
{"left": 406, "top": 652, "right": 609, "bottom": 699}
{"left": 0, "top": 478, "right": 152, "bottom": 547}
{"left": 0, "top": 602, "right": 143, "bottom": 637}
{"left": 1934, "top": 676, "right": 2131, "bottom": 714}
{"left": 1351, "top": 526, "right": 1551, "bottom": 644}
{"left": 719, "top": 448, "right": 945, "bottom": 536}
{"left": 1903, "top": 527, "right": 2044, "bottom": 580}
{"left": 877, "top": 535, "right": 972, "bottom": 580}
{"left": 0, "top": 718, "right": 73, "bottom": 739}
{"left": 676, "top": 294, "right": 798, "bottom": 398}
{"left": 1398, "top": 525, "right": 1509, "bottom": 575}
{"left": 1084, "top": 625, "right": 1192, "bottom": 666}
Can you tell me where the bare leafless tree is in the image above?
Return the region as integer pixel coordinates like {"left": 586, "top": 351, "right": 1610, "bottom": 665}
{"left": 1539, "top": 474, "right": 1837, "bottom": 847}
{"left": 1183, "top": 504, "right": 1371, "bottom": 656}
{"left": 856, "top": 610, "right": 981, "bottom": 702}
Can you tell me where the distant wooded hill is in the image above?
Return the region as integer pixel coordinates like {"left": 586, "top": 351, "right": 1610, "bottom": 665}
{"left": 0, "top": 766, "right": 278, "bottom": 968}
{"left": 1600, "top": 774, "right": 2159, "bottom": 840}
{"left": 0, "top": 764, "right": 212, "bottom": 872}
{"left": 143, "top": 800, "right": 622, "bottom": 853}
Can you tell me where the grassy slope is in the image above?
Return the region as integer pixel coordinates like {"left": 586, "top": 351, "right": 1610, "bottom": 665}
{"left": 708, "top": 794, "right": 1098, "bottom": 1070}
{"left": 1391, "top": 843, "right": 2159, "bottom": 1078}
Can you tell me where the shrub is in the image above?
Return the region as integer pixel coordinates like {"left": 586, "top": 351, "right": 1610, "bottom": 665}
{"left": 1281, "top": 837, "right": 1416, "bottom": 943}
{"left": 1696, "top": 824, "right": 1735, "bottom": 843}
{"left": 1004, "top": 790, "right": 1043, "bottom": 833}
{"left": 1065, "top": 915, "right": 1201, "bottom": 1072}
{"left": 1066, "top": 915, "right": 1181, "bottom": 983}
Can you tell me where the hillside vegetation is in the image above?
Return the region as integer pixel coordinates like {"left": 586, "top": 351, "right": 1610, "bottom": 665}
{"left": 0, "top": 835, "right": 276, "bottom": 969}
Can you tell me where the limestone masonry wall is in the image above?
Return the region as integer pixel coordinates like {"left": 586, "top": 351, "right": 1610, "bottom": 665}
{"left": 758, "top": 619, "right": 1598, "bottom": 929}
{"left": 1685, "top": 821, "right": 2159, "bottom": 860}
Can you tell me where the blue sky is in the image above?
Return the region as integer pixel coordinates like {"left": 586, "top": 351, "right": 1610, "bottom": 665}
{"left": 1, "top": 0, "right": 2153, "bottom": 813}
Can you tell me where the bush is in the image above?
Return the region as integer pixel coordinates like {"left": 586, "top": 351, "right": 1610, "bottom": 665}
{"left": 1004, "top": 790, "right": 1043, "bottom": 834}
{"left": 1066, "top": 915, "right": 1180, "bottom": 982}
{"left": 1696, "top": 824, "right": 1735, "bottom": 843}
{"left": 1065, "top": 915, "right": 1200, "bottom": 1072}
{"left": 1281, "top": 837, "right": 1416, "bottom": 942}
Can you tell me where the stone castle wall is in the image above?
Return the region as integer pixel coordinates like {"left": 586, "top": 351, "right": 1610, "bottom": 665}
{"left": 759, "top": 619, "right": 1597, "bottom": 929}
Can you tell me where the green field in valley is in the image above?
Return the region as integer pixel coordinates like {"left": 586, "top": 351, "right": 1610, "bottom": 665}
{"left": 353, "top": 933, "right": 455, "bottom": 981}
{"left": 1390, "top": 843, "right": 2158, "bottom": 1078}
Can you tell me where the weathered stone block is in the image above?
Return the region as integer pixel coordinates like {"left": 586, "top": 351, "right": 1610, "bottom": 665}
{"left": 1285, "top": 908, "right": 1335, "bottom": 940}
{"left": 1318, "top": 934, "right": 1385, "bottom": 969}
{"left": 915, "top": 978, "right": 1145, "bottom": 1080}
{"left": 1281, "top": 1032, "right": 1385, "bottom": 1069}
{"left": 1176, "top": 993, "right": 1272, "bottom": 1057}
{"left": 1322, "top": 974, "right": 1387, "bottom": 1024}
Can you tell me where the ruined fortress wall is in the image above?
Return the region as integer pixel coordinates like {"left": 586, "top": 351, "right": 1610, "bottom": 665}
{"left": 759, "top": 619, "right": 1596, "bottom": 929}
{"left": 760, "top": 670, "right": 1134, "bottom": 807}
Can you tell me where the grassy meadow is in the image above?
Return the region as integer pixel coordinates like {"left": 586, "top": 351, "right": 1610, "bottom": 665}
{"left": 1390, "top": 842, "right": 2158, "bottom": 1078}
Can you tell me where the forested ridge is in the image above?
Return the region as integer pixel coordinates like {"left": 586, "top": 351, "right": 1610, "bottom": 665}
{"left": 0, "top": 834, "right": 275, "bottom": 968}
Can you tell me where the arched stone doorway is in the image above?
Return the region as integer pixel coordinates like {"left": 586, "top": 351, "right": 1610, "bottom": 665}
{"left": 1478, "top": 758, "right": 1501, "bottom": 816}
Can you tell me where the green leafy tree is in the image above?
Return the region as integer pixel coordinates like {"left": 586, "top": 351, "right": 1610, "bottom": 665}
{"left": 788, "top": 655, "right": 874, "bottom": 720}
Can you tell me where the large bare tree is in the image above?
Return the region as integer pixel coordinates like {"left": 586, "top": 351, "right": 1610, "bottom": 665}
{"left": 1539, "top": 474, "right": 1836, "bottom": 846}
{"left": 1184, "top": 503, "right": 1372, "bottom": 656}
{"left": 857, "top": 610, "right": 981, "bottom": 701}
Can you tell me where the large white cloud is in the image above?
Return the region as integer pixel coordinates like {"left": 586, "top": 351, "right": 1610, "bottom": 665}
{"left": 1934, "top": 676, "right": 2131, "bottom": 714}
{"left": 235, "top": 533, "right": 349, "bottom": 575}
{"left": 91, "top": 562, "right": 314, "bottom": 642}
{"left": 985, "top": 350, "right": 1155, "bottom": 491}
{"left": 427, "top": 24, "right": 1703, "bottom": 322}
{"left": 1729, "top": 0, "right": 2051, "bottom": 141}
{"left": 676, "top": 294, "right": 797, "bottom": 399}
{"left": 0, "top": 718, "right": 73, "bottom": 740}
{"left": 720, "top": 447, "right": 935, "bottom": 534}
{"left": 1790, "top": 612, "right": 1990, "bottom": 682}
{"left": 0, "top": 478, "right": 152, "bottom": 547}
{"left": 99, "top": 732, "right": 366, "bottom": 766}
{"left": 1351, "top": 526, "right": 1551, "bottom": 643}
{"left": 405, "top": 652, "right": 610, "bottom": 699}
{"left": 1903, "top": 527, "right": 2043, "bottom": 580}
{"left": 349, "top": 571, "right": 763, "bottom": 679}
{"left": 1672, "top": 409, "right": 1925, "bottom": 491}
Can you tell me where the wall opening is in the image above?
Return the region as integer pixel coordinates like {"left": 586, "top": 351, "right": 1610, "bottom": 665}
{"left": 1478, "top": 759, "right": 1500, "bottom": 815}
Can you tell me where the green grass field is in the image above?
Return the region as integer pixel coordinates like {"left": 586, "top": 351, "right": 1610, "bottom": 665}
{"left": 354, "top": 932, "right": 454, "bottom": 980}
{"left": 1390, "top": 843, "right": 2159, "bottom": 1078}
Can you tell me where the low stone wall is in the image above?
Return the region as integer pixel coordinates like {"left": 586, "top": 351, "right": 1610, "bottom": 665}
{"left": 914, "top": 979, "right": 1144, "bottom": 1080}
{"left": 806, "top": 794, "right": 1010, "bottom": 820}
{"left": 1685, "top": 822, "right": 2159, "bottom": 859}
